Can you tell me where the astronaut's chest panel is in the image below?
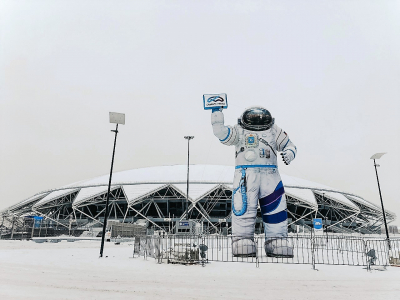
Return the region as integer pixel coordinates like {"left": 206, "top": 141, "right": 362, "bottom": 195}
{"left": 245, "top": 133, "right": 259, "bottom": 148}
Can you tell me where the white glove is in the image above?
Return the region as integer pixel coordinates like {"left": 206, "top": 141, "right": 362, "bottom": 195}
{"left": 280, "top": 150, "right": 295, "bottom": 165}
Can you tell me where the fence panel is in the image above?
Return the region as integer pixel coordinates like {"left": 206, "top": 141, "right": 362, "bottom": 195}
{"left": 138, "top": 234, "right": 399, "bottom": 267}
{"left": 2, "top": 222, "right": 399, "bottom": 268}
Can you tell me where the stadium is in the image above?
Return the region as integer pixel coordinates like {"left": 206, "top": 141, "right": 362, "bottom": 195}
{"left": 0, "top": 165, "right": 396, "bottom": 236}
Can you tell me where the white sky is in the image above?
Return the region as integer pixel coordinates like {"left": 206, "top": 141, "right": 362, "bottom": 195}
{"left": 1, "top": 0, "right": 399, "bottom": 224}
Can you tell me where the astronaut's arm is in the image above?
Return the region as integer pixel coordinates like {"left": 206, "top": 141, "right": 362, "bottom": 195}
{"left": 211, "top": 110, "right": 239, "bottom": 146}
{"left": 276, "top": 128, "right": 297, "bottom": 165}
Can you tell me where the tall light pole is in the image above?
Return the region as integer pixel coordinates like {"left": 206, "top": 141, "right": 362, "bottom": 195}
{"left": 370, "top": 152, "right": 390, "bottom": 249}
{"left": 322, "top": 193, "right": 328, "bottom": 242}
{"left": 100, "top": 112, "right": 125, "bottom": 258}
{"left": 184, "top": 136, "right": 194, "bottom": 220}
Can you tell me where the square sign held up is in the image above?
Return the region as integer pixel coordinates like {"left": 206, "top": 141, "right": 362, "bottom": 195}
{"left": 109, "top": 112, "right": 125, "bottom": 125}
{"left": 203, "top": 93, "right": 228, "bottom": 110}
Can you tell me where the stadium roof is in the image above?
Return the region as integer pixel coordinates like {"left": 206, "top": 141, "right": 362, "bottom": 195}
{"left": 1, "top": 164, "right": 396, "bottom": 235}
{"left": 5, "top": 164, "right": 388, "bottom": 214}
{"left": 2, "top": 164, "right": 396, "bottom": 222}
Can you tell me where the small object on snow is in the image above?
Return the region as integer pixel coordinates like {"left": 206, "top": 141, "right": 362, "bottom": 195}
{"left": 199, "top": 244, "right": 208, "bottom": 259}
{"left": 366, "top": 249, "right": 377, "bottom": 265}
{"left": 389, "top": 256, "right": 400, "bottom": 266}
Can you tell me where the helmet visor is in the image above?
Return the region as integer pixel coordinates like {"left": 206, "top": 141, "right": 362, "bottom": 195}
{"left": 241, "top": 108, "right": 273, "bottom": 130}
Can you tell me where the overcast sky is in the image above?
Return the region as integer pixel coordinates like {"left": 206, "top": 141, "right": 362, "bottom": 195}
{"left": 1, "top": 0, "right": 399, "bottom": 224}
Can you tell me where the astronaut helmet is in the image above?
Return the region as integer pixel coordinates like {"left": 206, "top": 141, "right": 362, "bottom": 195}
{"left": 239, "top": 106, "right": 274, "bottom": 131}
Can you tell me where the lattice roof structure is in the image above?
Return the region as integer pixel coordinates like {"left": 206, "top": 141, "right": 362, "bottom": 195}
{"left": 1, "top": 165, "right": 395, "bottom": 234}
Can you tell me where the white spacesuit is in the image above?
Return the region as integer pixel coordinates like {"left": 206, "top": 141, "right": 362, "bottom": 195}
{"left": 211, "top": 107, "right": 297, "bottom": 257}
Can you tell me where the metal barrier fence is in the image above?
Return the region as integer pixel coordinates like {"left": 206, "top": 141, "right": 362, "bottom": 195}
{"left": 0, "top": 226, "right": 87, "bottom": 239}
{"left": 2, "top": 221, "right": 399, "bottom": 269}
{"left": 131, "top": 234, "right": 400, "bottom": 269}
{"left": 0, "top": 218, "right": 147, "bottom": 240}
{"left": 110, "top": 223, "right": 146, "bottom": 238}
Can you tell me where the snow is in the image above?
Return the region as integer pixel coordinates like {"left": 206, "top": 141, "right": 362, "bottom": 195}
{"left": 285, "top": 187, "right": 318, "bottom": 207}
{"left": 33, "top": 188, "right": 80, "bottom": 209}
{"left": 123, "top": 184, "right": 167, "bottom": 205}
{"left": 5, "top": 192, "right": 49, "bottom": 213}
{"left": 0, "top": 240, "right": 399, "bottom": 300}
{"left": 172, "top": 183, "right": 220, "bottom": 202}
{"left": 73, "top": 186, "right": 119, "bottom": 207}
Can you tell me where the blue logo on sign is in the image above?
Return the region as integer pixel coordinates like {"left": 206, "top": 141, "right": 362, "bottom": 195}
{"left": 313, "top": 218, "right": 323, "bottom": 230}
{"left": 207, "top": 96, "right": 224, "bottom": 103}
{"left": 179, "top": 221, "right": 189, "bottom": 227}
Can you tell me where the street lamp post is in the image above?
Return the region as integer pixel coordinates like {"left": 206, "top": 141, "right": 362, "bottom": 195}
{"left": 100, "top": 112, "right": 125, "bottom": 258}
{"left": 322, "top": 193, "right": 328, "bottom": 242}
{"left": 370, "top": 152, "right": 391, "bottom": 249}
{"left": 184, "top": 136, "right": 194, "bottom": 220}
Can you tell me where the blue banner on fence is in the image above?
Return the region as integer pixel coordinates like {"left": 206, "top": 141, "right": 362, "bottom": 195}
{"left": 34, "top": 216, "right": 43, "bottom": 228}
{"left": 24, "top": 216, "right": 43, "bottom": 228}
{"left": 313, "top": 218, "right": 323, "bottom": 230}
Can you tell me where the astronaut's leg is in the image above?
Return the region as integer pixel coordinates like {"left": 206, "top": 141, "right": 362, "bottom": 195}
{"left": 259, "top": 171, "right": 293, "bottom": 258}
{"left": 231, "top": 168, "right": 260, "bottom": 257}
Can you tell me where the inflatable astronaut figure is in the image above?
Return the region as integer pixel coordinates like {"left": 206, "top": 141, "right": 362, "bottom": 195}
{"left": 211, "top": 106, "right": 297, "bottom": 257}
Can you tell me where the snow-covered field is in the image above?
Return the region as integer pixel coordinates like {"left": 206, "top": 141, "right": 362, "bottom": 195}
{"left": 0, "top": 240, "right": 399, "bottom": 300}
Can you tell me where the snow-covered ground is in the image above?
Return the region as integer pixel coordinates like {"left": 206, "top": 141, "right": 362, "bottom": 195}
{"left": 0, "top": 240, "right": 399, "bottom": 300}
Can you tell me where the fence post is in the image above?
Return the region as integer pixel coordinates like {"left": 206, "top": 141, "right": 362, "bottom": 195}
{"left": 311, "top": 232, "right": 316, "bottom": 270}
{"left": 157, "top": 233, "right": 162, "bottom": 264}
{"left": 167, "top": 234, "right": 170, "bottom": 264}
{"left": 0, "top": 216, "right": 4, "bottom": 240}
{"left": 132, "top": 237, "right": 136, "bottom": 258}
{"left": 31, "top": 219, "right": 35, "bottom": 239}
{"left": 10, "top": 216, "right": 15, "bottom": 239}
{"left": 364, "top": 240, "right": 371, "bottom": 272}
{"left": 255, "top": 237, "right": 259, "bottom": 268}
{"left": 39, "top": 219, "right": 43, "bottom": 238}
{"left": 201, "top": 235, "right": 205, "bottom": 267}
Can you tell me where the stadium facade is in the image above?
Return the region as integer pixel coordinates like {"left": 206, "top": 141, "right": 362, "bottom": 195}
{"left": 0, "top": 165, "right": 396, "bottom": 235}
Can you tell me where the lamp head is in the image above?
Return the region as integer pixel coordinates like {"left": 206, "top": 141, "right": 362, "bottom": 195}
{"left": 370, "top": 153, "right": 386, "bottom": 160}
{"left": 109, "top": 112, "right": 125, "bottom": 125}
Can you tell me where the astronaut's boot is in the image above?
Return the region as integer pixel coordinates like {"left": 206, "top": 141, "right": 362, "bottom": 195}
{"left": 264, "top": 238, "right": 293, "bottom": 258}
{"left": 232, "top": 238, "right": 256, "bottom": 257}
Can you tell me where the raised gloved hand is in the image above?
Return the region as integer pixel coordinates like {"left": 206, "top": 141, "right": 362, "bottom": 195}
{"left": 280, "top": 150, "right": 295, "bottom": 165}
{"left": 211, "top": 107, "right": 223, "bottom": 113}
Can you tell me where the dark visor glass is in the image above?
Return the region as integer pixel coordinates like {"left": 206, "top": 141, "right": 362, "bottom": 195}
{"left": 242, "top": 108, "right": 272, "bottom": 126}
